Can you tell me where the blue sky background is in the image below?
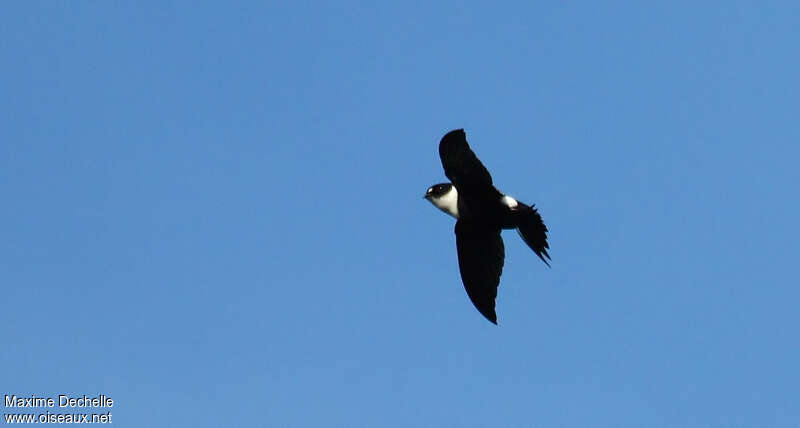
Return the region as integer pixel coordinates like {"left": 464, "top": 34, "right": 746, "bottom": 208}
{"left": 2, "top": 2, "right": 799, "bottom": 427}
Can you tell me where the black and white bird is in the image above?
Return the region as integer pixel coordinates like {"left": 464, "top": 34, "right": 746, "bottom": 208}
{"left": 424, "top": 129, "right": 551, "bottom": 325}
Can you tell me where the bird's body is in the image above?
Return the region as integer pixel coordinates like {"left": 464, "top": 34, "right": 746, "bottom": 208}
{"left": 424, "top": 129, "right": 550, "bottom": 324}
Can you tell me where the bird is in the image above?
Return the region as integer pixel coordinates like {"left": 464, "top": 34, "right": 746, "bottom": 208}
{"left": 424, "top": 129, "right": 551, "bottom": 324}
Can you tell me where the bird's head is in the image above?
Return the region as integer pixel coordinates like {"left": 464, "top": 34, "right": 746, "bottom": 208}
{"left": 424, "top": 183, "right": 459, "bottom": 219}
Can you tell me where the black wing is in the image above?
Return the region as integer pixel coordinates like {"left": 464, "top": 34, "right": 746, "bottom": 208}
{"left": 439, "top": 129, "right": 501, "bottom": 216}
{"left": 439, "top": 129, "right": 494, "bottom": 190}
{"left": 455, "top": 220, "right": 505, "bottom": 324}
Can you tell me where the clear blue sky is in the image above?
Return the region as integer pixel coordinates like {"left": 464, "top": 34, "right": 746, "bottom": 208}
{"left": 2, "top": 2, "right": 799, "bottom": 427}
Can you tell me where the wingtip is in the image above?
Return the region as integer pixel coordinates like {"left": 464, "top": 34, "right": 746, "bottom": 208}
{"left": 442, "top": 128, "right": 466, "bottom": 141}
{"left": 480, "top": 309, "right": 498, "bottom": 325}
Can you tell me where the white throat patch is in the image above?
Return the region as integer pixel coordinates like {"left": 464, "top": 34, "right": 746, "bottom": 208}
{"left": 430, "top": 186, "right": 459, "bottom": 219}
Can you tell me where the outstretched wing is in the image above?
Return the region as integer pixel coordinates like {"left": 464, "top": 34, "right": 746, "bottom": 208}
{"left": 454, "top": 220, "right": 505, "bottom": 324}
{"left": 439, "top": 129, "right": 501, "bottom": 216}
{"left": 439, "top": 129, "right": 494, "bottom": 190}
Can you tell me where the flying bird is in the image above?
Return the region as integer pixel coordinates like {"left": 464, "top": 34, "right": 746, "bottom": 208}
{"left": 424, "top": 129, "right": 551, "bottom": 324}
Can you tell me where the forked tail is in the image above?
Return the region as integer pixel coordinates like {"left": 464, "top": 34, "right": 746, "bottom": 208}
{"left": 516, "top": 205, "right": 551, "bottom": 267}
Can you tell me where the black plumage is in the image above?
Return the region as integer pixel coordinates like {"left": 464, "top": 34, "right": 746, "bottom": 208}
{"left": 426, "top": 129, "right": 551, "bottom": 324}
